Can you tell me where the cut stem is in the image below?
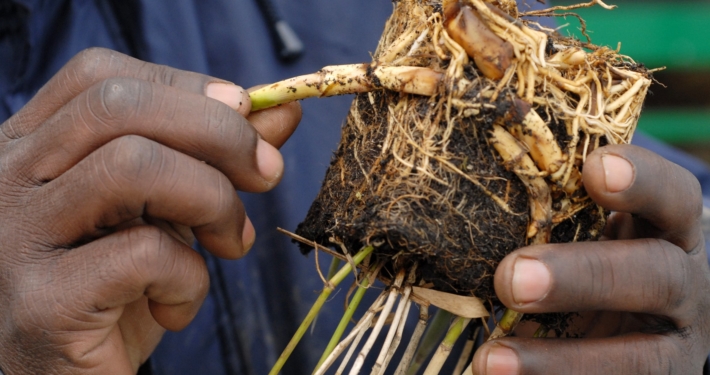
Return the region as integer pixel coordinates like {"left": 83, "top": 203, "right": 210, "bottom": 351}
{"left": 394, "top": 304, "right": 429, "bottom": 375}
{"left": 316, "top": 293, "right": 387, "bottom": 375}
{"left": 250, "top": 64, "right": 443, "bottom": 111}
{"left": 268, "top": 245, "right": 375, "bottom": 375}
{"left": 406, "top": 309, "right": 453, "bottom": 375}
{"left": 372, "top": 285, "right": 412, "bottom": 375}
{"left": 379, "top": 298, "right": 412, "bottom": 374}
{"left": 452, "top": 333, "right": 477, "bottom": 375}
{"left": 488, "top": 308, "right": 524, "bottom": 340}
{"left": 349, "top": 270, "right": 406, "bottom": 375}
{"left": 422, "top": 316, "right": 471, "bottom": 375}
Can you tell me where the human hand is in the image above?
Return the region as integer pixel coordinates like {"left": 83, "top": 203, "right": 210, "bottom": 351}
{"left": 473, "top": 145, "right": 710, "bottom": 374}
{"left": 0, "top": 48, "right": 301, "bottom": 374}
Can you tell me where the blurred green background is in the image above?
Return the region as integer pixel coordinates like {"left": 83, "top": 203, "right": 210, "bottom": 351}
{"left": 551, "top": 0, "right": 710, "bottom": 162}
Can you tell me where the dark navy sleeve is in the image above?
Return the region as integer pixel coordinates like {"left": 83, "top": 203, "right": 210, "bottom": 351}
{"left": 0, "top": 0, "right": 133, "bottom": 120}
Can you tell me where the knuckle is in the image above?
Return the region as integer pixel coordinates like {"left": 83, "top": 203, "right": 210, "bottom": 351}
{"left": 620, "top": 336, "right": 679, "bottom": 374}
{"left": 124, "top": 226, "right": 169, "bottom": 277}
{"left": 137, "top": 61, "right": 211, "bottom": 93}
{"left": 67, "top": 48, "right": 115, "bottom": 87}
{"left": 95, "top": 77, "right": 146, "bottom": 125}
{"left": 100, "top": 135, "right": 162, "bottom": 184}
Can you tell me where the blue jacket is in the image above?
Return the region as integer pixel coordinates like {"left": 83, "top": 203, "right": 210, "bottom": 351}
{"left": 2, "top": 1, "right": 709, "bottom": 374}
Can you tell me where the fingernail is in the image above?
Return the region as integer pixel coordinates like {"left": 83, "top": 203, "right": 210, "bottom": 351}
{"left": 512, "top": 257, "right": 551, "bottom": 304}
{"left": 485, "top": 345, "right": 519, "bottom": 375}
{"left": 206, "top": 83, "right": 250, "bottom": 114}
{"left": 242, "top": 215, "right": 256, "bottom": 253}
{"left": 256, "top": 138, "right": 284, "bottom": 183}
{"left": 602, "top": 154, "right": 634, "bottom": 193}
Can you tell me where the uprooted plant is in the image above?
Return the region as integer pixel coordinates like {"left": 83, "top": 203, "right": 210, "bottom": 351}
{"left": 249, "top": 0, "right": 654, "bottom": 373}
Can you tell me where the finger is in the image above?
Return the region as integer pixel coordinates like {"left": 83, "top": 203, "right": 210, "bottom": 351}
{"left": 246, "top": 85, "right": 302, "bottom": 148}
{"left": 471, "top": 334, "right": 700, "bottom": 375}
{"left": 55, "top": 226, "right": 210, "bottom": 332}
{"left": 493, "top": 238, "right": 696, "bottom": 320}
{"left": 583, "top": 144, "right": 704, "bottom": 251}
{"left": 115, "top": 217, "right": 196, "bottom": 247}
{"left": 37, "top": 135, "right": 255, "bottom": 258}
{"left": 13, "top": 77, "right": 282, "bottom": 193}
{"left": 1, "top": 48, "right": 250, "bottom": 140}
{"left": 246, "top": 101, "right": 302, "bottom": 148}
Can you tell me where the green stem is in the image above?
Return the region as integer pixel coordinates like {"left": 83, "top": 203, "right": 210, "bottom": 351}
{"left": 313, "top": 274, "right": 370, "bottom": 372}
{"left": 422, "top": 316, "right": 470, "bottom": 375}
{"left": 327, "top": 257, "right": 343, "bottom": 280}
{"left": 249, "top": 64, "right": 442, "bottom": 111}
{"left": 268, "top": 246, "right": 374, "bottom": 375}
{"left": 309, "top": 257, "right": 344, "bottom": 334}
{"left": 499, "top": 309, "right": 522, "bottom": 332}
{"left": 442, "top": 317, "right": 468, "bottom": 347}
{"left": 406, "top": 309, "right": 453, "bottom": 375}
{"left": 488, "top": 308, "right": 523, "bottom": 340}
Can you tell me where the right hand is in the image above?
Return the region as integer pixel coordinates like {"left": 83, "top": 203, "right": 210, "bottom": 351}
{"left": 475, "top": 145, "right": 710, "bottom": 374}
{"left": 0, "top": 48, "right": 301, "bottom": 374}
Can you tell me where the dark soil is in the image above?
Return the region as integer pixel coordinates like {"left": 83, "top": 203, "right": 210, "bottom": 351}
{"left": 295, "top": 84, "right": 605, "bottom": 301}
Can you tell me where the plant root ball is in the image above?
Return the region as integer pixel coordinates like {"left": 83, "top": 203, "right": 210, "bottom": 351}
{"left": 296, "top": 0, "right": 648, "bottom": 302}
{"left": 296, "top": 85, "right": 604, "bottom": 301}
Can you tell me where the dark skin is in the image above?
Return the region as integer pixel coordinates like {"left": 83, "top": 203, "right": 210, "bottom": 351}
{"left": 0, "top": 48, "right": 708, "bottom": 374}
{"left": 474, "top": 146, "right": 710, "bottom": 374}
{"left": 0, "top": 48, "right": 301, "bottom": 374}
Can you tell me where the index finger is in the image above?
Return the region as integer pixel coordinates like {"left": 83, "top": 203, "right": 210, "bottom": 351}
{"left": 246, "top": 85, "right": 302, "bottom": 149}
{"left": 583, "top": 144, "right": 704, "bottom": 252}
{"left": 2, "top": 48, "right": 250, "bottom": 139}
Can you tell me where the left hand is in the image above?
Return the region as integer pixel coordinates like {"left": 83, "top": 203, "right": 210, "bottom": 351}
{"left": 472, "top": 145, "right": 710, "bottom": 374}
